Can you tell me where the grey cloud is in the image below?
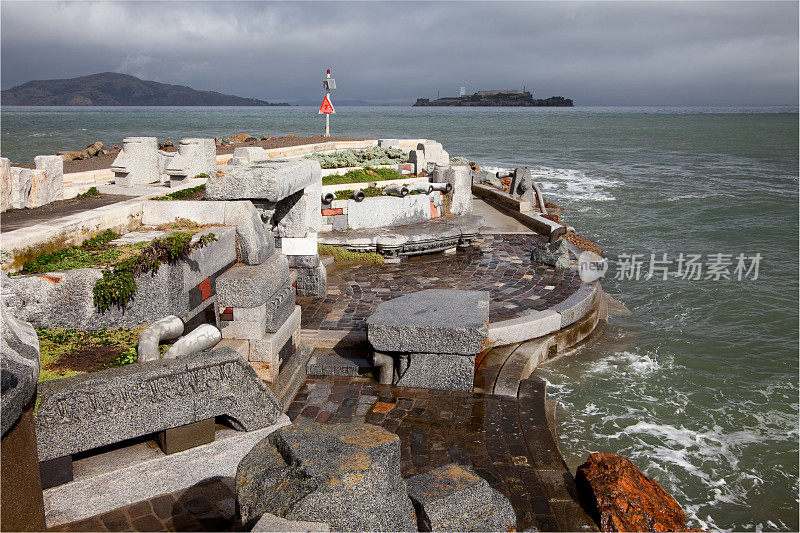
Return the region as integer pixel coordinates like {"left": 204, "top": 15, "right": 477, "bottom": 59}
{"left": 1, "top": 1, "right": 797, "bottom": 105}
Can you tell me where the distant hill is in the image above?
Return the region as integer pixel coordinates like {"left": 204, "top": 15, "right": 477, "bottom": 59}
{"left": 1, "top": 72, "right": 289, "bottom": 106}
{"left": 414, "top": 90, "right": 573, "bottom": 107}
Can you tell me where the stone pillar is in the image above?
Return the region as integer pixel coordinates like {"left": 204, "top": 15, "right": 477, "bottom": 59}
{"left": 165, "top": 138, "right": 217, "bottom": 187}
{"left": 28, "top": 155, "right": 63, "bottom": 208}
{"left": 111, "top": 137, "right": 159, "bottom": 186}
{"left": 432, "top": 164, "right": 473, "bottom": 216}
{"left": 9, "top": 167, "right": 32, "bottom": 209}
{"left": 1, "top": 157, "right": 11, "bottom": 212}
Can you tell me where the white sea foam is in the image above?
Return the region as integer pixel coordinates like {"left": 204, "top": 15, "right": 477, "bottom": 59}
{"left": 481, "top": 165, "right": 619, "bottom": 202}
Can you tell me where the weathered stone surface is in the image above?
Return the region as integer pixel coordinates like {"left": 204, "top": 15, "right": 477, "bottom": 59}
{"left": 111, "top": 137, "right": 159, "bottom": 186}
{"left": 1, "top": 297, "right": 40, "bottom": 437}
{"left": 35, "top": 347, "right": 284, "bottom": 462}
{"left": 395, "top": 353, "right": 475, "bottom": 392}
{"left": 249, "top": 305, "right": 301, "bottom": 368}
{"left": 0, "top": 157, "right": 11, "bottom": 212}
{"left": 10, "top": 166, "right": 33, "bottom": 209}
{"left": 164, "top": 138, "right": 216, "bottom": 183}
{"left": 215, "top": 254, "right": 290, "bottom": 309}
{"left": 286, "top": 255, "right": 321, "bottom": 269}
{"left": 206, "top": 160, "right": 321, "bottom": 203}
{"left": 367, "top": 289, "right": 489, "bottom": 355}
{"left": 475, "top": 170, "right": 502, "bottom": 188}
{"left": 4, "top": 263, "right": 187, "bottom": 330}
{"left": 231, "top": 147, "right": 269, "bottom": 165}
{"left": 236, "top": 420, "right": 417, "bottom": 531}
{"left": 223, "top": 201, "right": 276, "bottom": 265}
{"left": 408, "top": 149, "right": 427, "bottom": 176}
{"left": 295, "top": 262, "right": 327, "bottom": 299}
{"left": 575, "top": 453, "right": 689, "bottom": 532}
{"left": 265, "top": 284, "right": 296, "bottom": 333}
{"left": 180, "top": 227, "right": 237, "bottom": 291}
{"left": 275, "top": 180, "right": 323, "bottom": 238}
{"left": 28, "top": 155, "right": 64, "bottom": 208}
{"left": 252, "top": 513, "right": 330, "bottom": 532}
{"left": 432, "top": 164, "right": 472, "bottom": 216}
{"left": 220, "top": 304, "right": 268, "bottom": 340}
{"left": 347, "top": 194, "right": 431, "bottom": 230}
{"left": 406, "top": 464, "right": 516, "bottom": 532}
{"left": 531, "top": 239, "right": 571, "bottom": 270}
{"left": 378, "top": 139, "right": 400, "bottom": 148}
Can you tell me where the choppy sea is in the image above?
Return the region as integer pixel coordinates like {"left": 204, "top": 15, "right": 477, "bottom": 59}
{"left": 2, "top": 105, "right": 798, "bottom": 530}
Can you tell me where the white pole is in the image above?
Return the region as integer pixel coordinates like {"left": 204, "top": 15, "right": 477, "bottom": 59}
{"left": 325, "top": 111, "right": 330, "bottom": 137}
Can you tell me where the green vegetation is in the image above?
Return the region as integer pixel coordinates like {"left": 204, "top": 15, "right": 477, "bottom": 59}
{"left": 450, "top": 156, "right": 469, "bottom": 164}
{"left": 332, "top": 186, "right": 384, "bottom": 200}
{"left": 318, "top": 243, "right": 384, "bottom": 264}
{"left": 21, "top": 230, "right": 125, "bottom": 274}
{"left": 37, "top": 326, "right": 151, "bottom": 382}
{"left": 306, "top": 146, "right": 406, "bottom": 169}
{"left": 76, "top": 187, "right": 101, "bottom": 199}
{"left": 322, "top": 167, "right": 404, "bottom": 186}
{"left": 152, "top": 184, "right": 206, "bottom": 201}
{"left": 19, "top": 228, "right": 217, "bottom": 312}
{"left": 93, "top": 231, "right": 216, "bottom": 312}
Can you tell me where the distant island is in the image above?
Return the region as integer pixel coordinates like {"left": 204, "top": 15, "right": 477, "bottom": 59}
{"left": 413, "top": 90, "right": 573, "bottom": 107}
{"left": 0, "top": 72, "right": 290, "bottom": 106}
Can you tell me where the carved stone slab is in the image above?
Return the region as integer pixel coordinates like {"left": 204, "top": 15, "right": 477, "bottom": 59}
{"left": 35, "top": 347, "right": 283, "bottom": 461}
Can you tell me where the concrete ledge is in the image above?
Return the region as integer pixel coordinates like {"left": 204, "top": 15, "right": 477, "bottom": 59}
{"left": 472, "top": 183, "right": 566, "bottom": 242}
{"left": 487, "top": 310, "right": 561, "bottom": 348}
{"left": 43, "top": 418, "right": 290, "bottom": 528}
{"left": 549, "top": 282, "right": 599, "bottom": 328}
{"left": 141, "top": 200, "right": 226, "bottom": 226}
{"left": 1, "top": 198, "right": 146, "bottom": 272}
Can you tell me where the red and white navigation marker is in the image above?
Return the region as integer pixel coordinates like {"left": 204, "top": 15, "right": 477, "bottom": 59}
{"left": 320, "top": 68, "right": 336, "bottom": 137}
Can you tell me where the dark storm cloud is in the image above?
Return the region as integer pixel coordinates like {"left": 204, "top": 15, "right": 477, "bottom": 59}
{"left": 1, "top": 1, "right": 797, "bottom": 105}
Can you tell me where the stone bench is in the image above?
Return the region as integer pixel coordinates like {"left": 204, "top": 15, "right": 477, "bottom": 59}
{"left": 366, "top": 289, "right": 489, "bottom": 391}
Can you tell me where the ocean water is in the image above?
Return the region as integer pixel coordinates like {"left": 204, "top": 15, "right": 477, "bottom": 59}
{"left": 2, "top": 106, "right": 798, "bottom": 530}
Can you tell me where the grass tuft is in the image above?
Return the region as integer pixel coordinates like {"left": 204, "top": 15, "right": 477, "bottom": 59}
{"left": 318, "top": 243, "right": 384, "bottom": 264}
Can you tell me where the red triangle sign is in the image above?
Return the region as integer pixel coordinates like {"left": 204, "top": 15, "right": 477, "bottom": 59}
{"left": 319, "top": 95, "right": 335, "bottom": 114}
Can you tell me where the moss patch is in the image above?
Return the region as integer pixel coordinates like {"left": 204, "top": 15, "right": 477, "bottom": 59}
{"left": 322, "top": 167, "right": 404, "bottom": 186}
{"left": 76, "top": 187, "right": 101, "bottom": 199}
{"left": 93, "top": 231, "right": 217, "bottom": 312}
{"left": 18, "top": 228, "right": 217, "bottom": 312}
{"left": 318, "top": 243, "right": 384, "bottom": 264}
{"left": 20, "top": 230, "right": 129, "bottom": 274}
{"left": 152, "top": 184, "right": 206, "bottom": 201}
{"left": 36, "top": 326, "right": 155, "bottom": 382}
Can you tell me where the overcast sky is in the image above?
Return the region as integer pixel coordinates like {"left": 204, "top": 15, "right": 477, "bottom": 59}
{"left": 1, "top": 1, "right": 797, "bottom": 105}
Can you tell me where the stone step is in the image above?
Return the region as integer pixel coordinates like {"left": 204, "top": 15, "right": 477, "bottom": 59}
{"left": 306, "top": 349, "right": 375, "bottom": 378}
{"left": 267, "top": 344, "right": 314, "bottom": 411}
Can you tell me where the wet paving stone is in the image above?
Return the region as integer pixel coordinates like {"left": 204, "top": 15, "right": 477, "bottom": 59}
{"left": 286, "top": 376, "right": 590, "bottom": 531}
{"left": 298, "top": 234, "right": 579, "bottom": 331}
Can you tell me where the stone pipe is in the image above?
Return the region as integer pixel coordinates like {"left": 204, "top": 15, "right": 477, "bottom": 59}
{"left": 407, "top": 182, "right": 433, "bottom": 194}
{"left": 163, "top": 324, "right": 222, "bottom": 359}
{"left": 351, "top": 189, "right": 366, "bottom": 202}
{"left": 321, "top": 192, "right": 335, "bottom": 205}
{"left": 372, "top": 352, "right": 394, "bottom": 385}
{"left": 383, "top": 184, "right": 409, "bottom": 197}
{"left": 137, "top": 315, "right": 184, "bottom": 363}
{"left": 429, "top": 182, "right": 453, "bottom": 193}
